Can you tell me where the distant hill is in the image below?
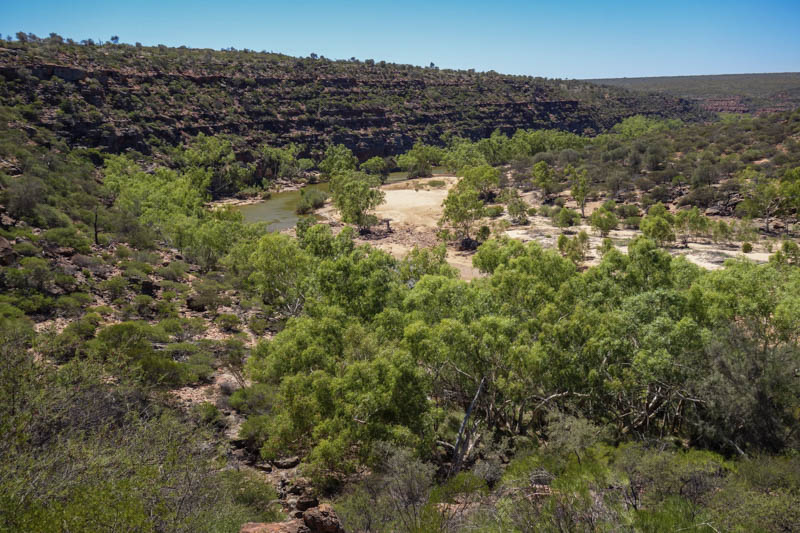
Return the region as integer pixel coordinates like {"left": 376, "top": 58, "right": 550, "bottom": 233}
{"left": 588, "top": 73, "right": 800, "bottom": 114}
{"left": 0, "top": 36, "right": 706, "bottom": 159}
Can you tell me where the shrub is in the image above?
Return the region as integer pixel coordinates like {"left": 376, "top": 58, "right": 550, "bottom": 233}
{"left": 486, "top": 205, "right": 504, "bottom": 218}
{"left": 229, "top": 383, "right": 277, "bottom": 415}
{"left": 132, "top": 294, "right": 154, "bottom": 317}
{"left": 42, "top": 226, "right": 91, "bottom": 253}
{"left": 624, "top": 216, "right": 642, "bottom": 229}
{"left": 99, "top": 276, "right": 128, "bottom": 300}
{"left": 157, "top": 261, "right": 188, "bottom": 281}
{"left": 115, "top": 245, "right": 132, "bottom": 259}
{"left": 54, "top": 294, "right": 90, "bottom": 316}
{"left": 551, "top": 207, "right": 581, "bottom": 229}
{"left": 188, "top": 280, "right": 229, "bottom": 312}
{"left": 191, "top": 402, "right": 227, "bottom": 429}
{"left": 295, "top": 189, "right": 328, "bottom": 214}
{"left": 12, "top": 241, "right": 40, "bottom": 257}
{"left": 742, "top": 241, "right": 753, "bottom": 253}
{"left": 159, "top": 317, "right": 207, "bottom": 342}
{"left": 216, "top": 313, "right": 241, "bottom": 332}
{"left": 248, "top": 316, "right": 268, "bottom": 336}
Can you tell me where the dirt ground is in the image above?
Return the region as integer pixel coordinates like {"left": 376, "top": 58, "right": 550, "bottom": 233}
{"left": 317, "top": 175, "right": 774, "bottom": 280}
{"left": 317, "top": 176, "right": 485, "bottom": 280}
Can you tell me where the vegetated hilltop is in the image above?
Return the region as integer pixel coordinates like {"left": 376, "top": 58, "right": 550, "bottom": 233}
{"left": 0, "top": 34, "right": 707, "bottom": 159}
{"left": 589, "top": 72, "right": 800, "bottom": 114}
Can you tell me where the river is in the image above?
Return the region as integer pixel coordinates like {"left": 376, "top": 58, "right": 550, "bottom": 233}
{"left": 235, "top": 183, "right": 329, "bottom": 231}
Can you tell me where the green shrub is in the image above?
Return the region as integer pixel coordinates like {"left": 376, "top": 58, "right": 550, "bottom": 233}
{"left": 486, "top": 205, "right": 504, "bottom": 218}
{"left": 248, "top": 316, "right": 268, "bottom": 336}
{"left": 54, "top": 293, "right": 92, "bottom": 316}
{"left": 296, "top": 189, "right": 328, "bottom": 214}
{"left": 188, "top": 280, "right": 230, "bottom": 312}
{"left": 132, "top": 294, "right": 154, "bottom": 317}
{"left": 220, "top": 470, "right": 283, "bottom": 523}
{"left": 0, "top": 302, "right": 25, "bottom": 320}
{"left": 89, "top": 305, "right": 114, "bottom": 316}
{"left": 216, "top": 313, "right": 241, "bottom": 332}
{"left": 742, "top": 241, "right": 753, "bottom": 253}
{"left": 191, "top": 402, "right": 227, "bottom": 429}
{"left": 551, "top": 207, "right": 581, "bottom": 228}
{"left": 624, "top": 216, "right": 642, "bottom": 229}
{"left": 159, "top": 317, "right": 207, "bottom": 342}
{"left": 99, "top": 275, "right": 128, "bottom": 300}
{"left": 115, "top": 245, "right": 132, "bottom": 259}
{"left": 229, "top": 383, "right": 277, "bottom": 415}
{"left": 157, "top": 261, "right": 188, "bottom": 281}
{"left": 616, "top": 204, "right": 641, "bottom": 218}
{"left": 12, "top": 241, "right": 40, "bottom": 257}
{"left": 42, "top": 226, "right": 91, "bottom": 253}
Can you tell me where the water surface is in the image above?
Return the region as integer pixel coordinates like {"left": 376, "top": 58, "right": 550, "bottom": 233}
{"left": 236, "top": 183, "right": 329, "bottom": 231}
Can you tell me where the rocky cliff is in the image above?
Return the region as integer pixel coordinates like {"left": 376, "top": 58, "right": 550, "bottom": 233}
{"left": 0, "top": 39, "right": 706, "bottom": 158}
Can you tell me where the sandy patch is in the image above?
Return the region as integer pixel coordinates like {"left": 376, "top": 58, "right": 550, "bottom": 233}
{"left": 319, "top": 176, "right": 773, "bottom": 279}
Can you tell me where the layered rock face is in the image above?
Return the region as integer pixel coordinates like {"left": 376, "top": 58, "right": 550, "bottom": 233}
{"left": 0, "top": 42, "right": 704, "bottom": 159}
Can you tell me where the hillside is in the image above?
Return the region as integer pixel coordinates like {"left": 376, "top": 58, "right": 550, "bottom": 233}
{"left": 2, "top": 33, "right": 800, "bottom": 533}
{"left": 0, "top": 36, "right": 706, "bottom": 159}
{"left": 589, "top": 72, "right": 800, "bottom": 114}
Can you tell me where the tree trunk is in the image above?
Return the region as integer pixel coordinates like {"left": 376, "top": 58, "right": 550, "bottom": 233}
{"left": 93, "top": 206, "right": 100, "bottom": 245}
{"left": 450, "top": 377, "right": 485, "bottom": 476}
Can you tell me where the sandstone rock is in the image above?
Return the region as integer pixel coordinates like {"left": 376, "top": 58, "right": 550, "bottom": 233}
{"left": 239, "top": 520, "right": 309, "bottom": 533}
{"left": 303, "top": 504, "right": 343, "bottom": 533}
{"left": 272, "top": 456, "right": 300, "bottom": 469}
{"left": 287, "top": 478, "right": 311, "bottom": 495}
{"left": 296, "top": 495, "right": 319, "bottom": 511}
{"left": 255, "top": 462, "right": 273, "bottom": 473}
{"left": 0, "top": 237, "right": 15, "bottom": 266}
{"left": 54, "top": 246, "right": 76, "bottom": 256}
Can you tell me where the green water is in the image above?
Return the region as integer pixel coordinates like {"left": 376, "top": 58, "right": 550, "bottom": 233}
{"left": 236, "top": 168, "right": 448, "bottom": 230}
{"left": 235, "top": 183, "right": 329, "bottom": 231}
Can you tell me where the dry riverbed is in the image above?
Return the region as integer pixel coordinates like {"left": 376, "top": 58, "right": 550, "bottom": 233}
{"left": 316, "top": 175, "right": 772, "bottom": 279}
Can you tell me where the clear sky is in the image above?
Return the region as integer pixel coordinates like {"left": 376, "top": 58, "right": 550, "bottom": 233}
{"left": 4, "top": 0, "right": 799, "bottom": 79}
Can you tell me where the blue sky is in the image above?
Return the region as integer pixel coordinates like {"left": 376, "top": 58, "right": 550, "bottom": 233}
{"left": 4, "top": 0, "right": 799, "bottom": 78}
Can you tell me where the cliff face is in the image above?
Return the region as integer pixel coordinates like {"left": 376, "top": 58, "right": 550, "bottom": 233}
{"left": 589, "top": 73, "right": 800, "bottom": 116}
{"left": 0, "top": 42, "right": 706, "bottom": 158}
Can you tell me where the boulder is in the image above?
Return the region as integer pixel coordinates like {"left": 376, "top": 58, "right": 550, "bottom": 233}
{"left": 254, "top": 462, "right": 273, "bottom": 473}
{"left": 239, "top": 520, "right": 309, "bottom": 533}
{"left": 303, "top": 504, "right": 344, "bottom": 533}
{"left": 287, "top": 478, "right": 311, "bottom": 495}
{"left": 296, "top": 494, "right": 319, "bottom": 512}
{"left": 272, "top": 456, "right": 300, "bottom": 469}
{"left": 0, "top": 237, "right": 15, "bottom": 265}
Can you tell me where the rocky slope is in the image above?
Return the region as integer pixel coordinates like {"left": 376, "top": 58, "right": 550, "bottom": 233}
{"left": 0, "top": 37, "right": 706, "bottom": 159}
{"left": 589, "top": 72, "right": 800, "bottom": 115}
